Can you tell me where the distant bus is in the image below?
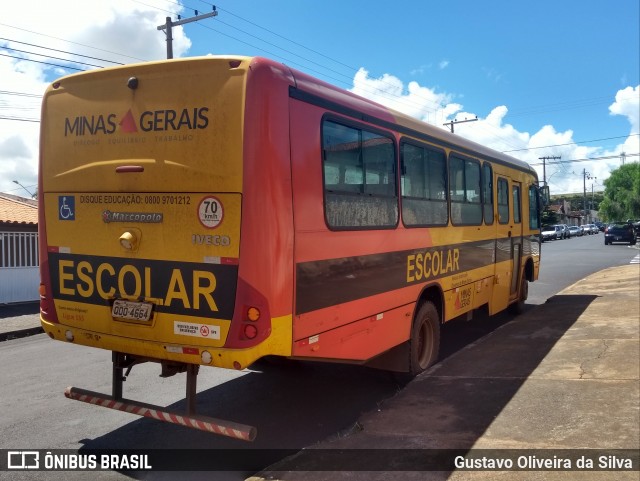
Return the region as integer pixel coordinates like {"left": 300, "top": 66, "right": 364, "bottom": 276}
{"left": 38, "top": 56, "right": 541, "bottom": 438}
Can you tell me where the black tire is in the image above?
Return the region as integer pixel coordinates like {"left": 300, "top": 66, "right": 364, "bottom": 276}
{"left": 508, "top": 274, "right": 528, "bottom": 315}
{"left": 408, "top": 301, "right": 440, "bottom": 376}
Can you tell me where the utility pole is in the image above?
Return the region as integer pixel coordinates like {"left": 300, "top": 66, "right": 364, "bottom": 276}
{"left": 443, "top": 116, "right": 478, "bottom": 133}
{"left": 538, "top": 156, "right": 561, "bottom": 187}
{"left": 621, "top": 151, "right": 626, "bottom": 165}
{"left": 583, "top": 169, "right": 595, "bottom": 223}
{"left": 157, "top": 7, "right": 218, "bottom": 59}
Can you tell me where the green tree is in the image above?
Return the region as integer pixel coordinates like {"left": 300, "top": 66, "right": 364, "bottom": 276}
{"left": 599, "top": 163, "right": 640, "bottom": 221}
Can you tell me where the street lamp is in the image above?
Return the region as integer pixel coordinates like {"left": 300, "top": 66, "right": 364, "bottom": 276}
{"left": 12, "top": 180, "right": 35, "bottom": 198}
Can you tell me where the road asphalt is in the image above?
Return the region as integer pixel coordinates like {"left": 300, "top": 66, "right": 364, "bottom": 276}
{"left": 1, "top": 264, "right": 638, "bottom": 479}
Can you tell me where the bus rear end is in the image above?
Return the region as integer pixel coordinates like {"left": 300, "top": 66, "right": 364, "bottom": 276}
{"left": 38, "top": 56, "right": 292, "bottom": 438}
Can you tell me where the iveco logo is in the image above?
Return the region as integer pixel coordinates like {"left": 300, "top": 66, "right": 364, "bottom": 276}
{"left": 102, "top": 210, "right": 163, "bottom": 223}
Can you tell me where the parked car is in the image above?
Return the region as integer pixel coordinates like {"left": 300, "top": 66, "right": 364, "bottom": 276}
{"left": 568, "top": 226, "right": 582, "bottom": 237}
{"left": 604, "top": 222, "right": 637, "bottom": 245}
{"left": 581, "top": 224, "right": 596, "bottom": 235}
{"left": 542, "top": 225, "right": 561, "bottom": 241}
{"left": 552, "top": 224, "right": 569, "bottom": 239}
{"left": 595, "top": 222, "right": 605, "bottom": 232}
{"left": 590, "top": 224, "right": 599, "bottom": 234}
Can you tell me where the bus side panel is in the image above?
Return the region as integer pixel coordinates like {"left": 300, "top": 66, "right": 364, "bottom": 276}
{"left": 223, "top": 58, "right": 296, "bottom": 352}
{"left": 289, "top": 98, "right": 414, "bottom": 359}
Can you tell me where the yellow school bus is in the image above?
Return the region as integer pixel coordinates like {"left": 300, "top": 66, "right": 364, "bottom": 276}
{"left": 39, "top": 56, "right": 541, "bottom": 439}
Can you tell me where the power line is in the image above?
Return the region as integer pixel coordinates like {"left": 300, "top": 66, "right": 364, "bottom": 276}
{"left": 0, "top": 115, "right": 39, "bottom": 122}
{"left": 503, "top": 134, "right": 640, "bottom": 153}
{"left": 505, "top": 95, "right": 626, "bottom": 118}
{"left": 215, "top": 4, "right": 358, "bottom": 73}
{"left": 0, "top": 52, "right": 85, "bottom": 71}
{"left": 0, "top": 90, "right": 42, "bottom": 98}
{"left": 136, "top": 0, "right": 445, "bottom": 114}
{"left": 530, "top": 153, "right": 639, "bottom": 166}
{"left": 0, "top": 22, "right": 148, "bottom": 62}
{"left": 0, "top": 37, "right": 124, "bottom": 66}
{"left": 2, "top": 46, "right": 107, "bottom": 69}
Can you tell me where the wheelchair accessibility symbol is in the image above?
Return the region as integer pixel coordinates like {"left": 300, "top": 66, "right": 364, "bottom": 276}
{"left": 58, "top": 196, "right": 75, "bottom": 220}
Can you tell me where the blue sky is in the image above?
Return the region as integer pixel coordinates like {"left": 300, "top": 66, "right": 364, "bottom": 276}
{"left": 1, "top": 0, "right": 638, "bottom": 197}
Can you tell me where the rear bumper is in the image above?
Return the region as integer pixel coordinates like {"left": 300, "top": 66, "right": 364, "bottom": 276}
{"left": 41, "top": 314, "right": 292, "bottom": 370}
{"left": 605, "top": 234, "right": 635, "bottom": 243}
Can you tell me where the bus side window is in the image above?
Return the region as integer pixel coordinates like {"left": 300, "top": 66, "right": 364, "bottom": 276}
{"left": 482, "top": 163, "right": 494, "bottom": 225}
{"left": 513, "top": 185, "right": 521, "bottom": 224}
{"left": 322, "top": 119, "right": 398, "bottom": 229}
{"left": 497, "top": 178, "right": 509, "bottom": 224}
{"left": 400, "top": 141, "right": 447, "bottom": 226}
{"left": 449, "top": 155, "right": 482, "bottom": 226}
{"left": 528, "top": 186, "right": 540, "bottom": 230}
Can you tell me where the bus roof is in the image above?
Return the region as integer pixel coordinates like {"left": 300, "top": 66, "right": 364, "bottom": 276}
{"left": 46, "top": 55, "right": 537, "bottom": 179}
{"left": 278, "top": 57, "right": 537, "bottom": 178}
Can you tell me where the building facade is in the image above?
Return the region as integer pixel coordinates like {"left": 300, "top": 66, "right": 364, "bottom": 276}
{"left": 0, "top": 194, "right": 39, "bottom": 304}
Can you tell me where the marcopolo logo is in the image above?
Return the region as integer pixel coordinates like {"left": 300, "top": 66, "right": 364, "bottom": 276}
{"left": 102, "top": 210, "right": 163, "bottom": 224}
{"left": 64, "top": 107, "right": 209, "bottom": 137}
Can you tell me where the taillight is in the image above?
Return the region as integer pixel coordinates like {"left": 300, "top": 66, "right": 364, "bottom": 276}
{"left": 243, "top": 324, "right": 258, "bottom": 339}
{"left": 39, "top": 283, "right": 50, "bottom": 318}
{"left": 224, "top": 279, "right": 271, "bottom": 349}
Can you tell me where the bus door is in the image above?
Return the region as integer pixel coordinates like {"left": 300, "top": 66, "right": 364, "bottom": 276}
{"left": 509, "top": 181, "right": 524, "bottom": 300}
{"left": 492, "top": 176, "right": 518, "bottom": 313}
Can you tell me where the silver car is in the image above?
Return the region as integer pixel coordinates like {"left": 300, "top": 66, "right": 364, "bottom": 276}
{"left": 568, "top": 226, "right": 582, "bottom": 237}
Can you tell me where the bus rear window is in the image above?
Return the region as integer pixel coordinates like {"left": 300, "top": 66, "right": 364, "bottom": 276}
{"left": 322, "top": 119, "right": 397, "bottom": 229}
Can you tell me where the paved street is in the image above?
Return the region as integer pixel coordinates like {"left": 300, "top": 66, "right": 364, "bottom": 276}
{"left": 0, "top": 236, "right": 638, "bottom": 480}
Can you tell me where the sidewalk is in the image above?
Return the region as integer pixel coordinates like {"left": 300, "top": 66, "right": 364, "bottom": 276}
{"left": 0, "top": 301, "right": 41, "bottom": 341}
{"left": 249, "top": 264, "right": 640, "bottom": 480}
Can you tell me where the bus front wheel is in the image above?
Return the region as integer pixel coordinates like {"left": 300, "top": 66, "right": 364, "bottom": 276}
{"left": 409, "top": 301, "right": 441, "bottom": 376}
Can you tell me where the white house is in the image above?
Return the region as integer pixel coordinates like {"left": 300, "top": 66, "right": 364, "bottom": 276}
{"left": 0, "top": 193, "right": 39, "bottom": 304}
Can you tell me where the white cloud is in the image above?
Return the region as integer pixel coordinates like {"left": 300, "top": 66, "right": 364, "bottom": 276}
{"left": 351, "top": 67, "right": 462, "bottom": 127}
{"left": 438, "top": 60, "right": 450, "bottom": 70}
{"left": 350, "top": 68, "right": 639, "bottom": 195}
{"left": 609, "top": 86, "right": 640, "bottom": 136}
{"left": 0, "top": 0, "right": 193, "bottom": 197}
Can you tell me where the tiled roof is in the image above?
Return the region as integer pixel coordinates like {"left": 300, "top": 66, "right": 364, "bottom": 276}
{"left": 0, "top": 194, "right": 38, "bottom": 225}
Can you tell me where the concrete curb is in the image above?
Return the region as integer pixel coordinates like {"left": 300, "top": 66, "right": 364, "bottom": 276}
{"left": 0, "top": 326, "right": 44, "bottom": 342}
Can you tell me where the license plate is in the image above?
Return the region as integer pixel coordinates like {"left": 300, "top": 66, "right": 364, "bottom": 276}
{"left": 112, "top": 299, "right": 153, "bottom": 322}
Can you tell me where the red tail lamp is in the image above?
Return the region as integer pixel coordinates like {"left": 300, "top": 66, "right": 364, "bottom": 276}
{"left": 243, "top": 324, "right": 258, "bottom": 339}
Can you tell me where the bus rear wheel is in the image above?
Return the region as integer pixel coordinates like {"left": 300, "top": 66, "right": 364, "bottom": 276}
{"left": 508, "top": 275, "right": 528, "bottom": 315}
{"left": 409, "top": 301, "right": 440, "bottom": 376}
